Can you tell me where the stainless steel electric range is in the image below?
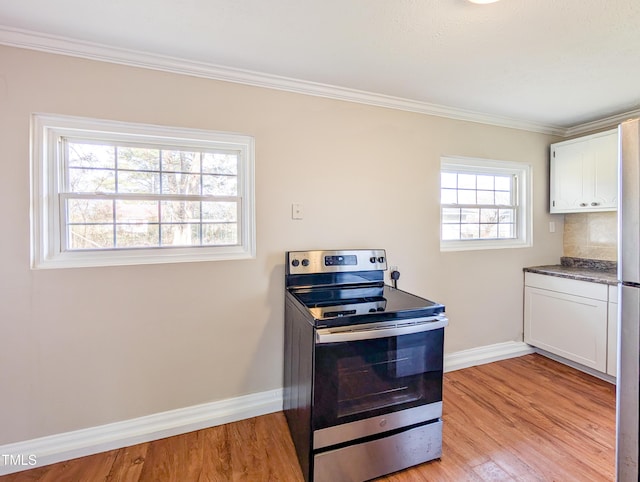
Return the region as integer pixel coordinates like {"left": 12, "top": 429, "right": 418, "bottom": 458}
{"left": 283, "top": 249, "right": 448, "bottom": 482}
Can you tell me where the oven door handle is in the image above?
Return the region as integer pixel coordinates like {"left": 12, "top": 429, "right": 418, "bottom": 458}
{"left": 315, "top": 316, "right": 448, "bottom": 344}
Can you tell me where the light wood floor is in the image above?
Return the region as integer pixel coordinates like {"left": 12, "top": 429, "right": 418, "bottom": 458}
{"left": 1, "top": 354, "right": 616, "bottom": 481}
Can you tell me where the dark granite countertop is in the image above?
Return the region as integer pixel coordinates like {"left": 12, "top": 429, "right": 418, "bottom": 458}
{"left": 524, "top": 257, "right": 618, "bottom": 286}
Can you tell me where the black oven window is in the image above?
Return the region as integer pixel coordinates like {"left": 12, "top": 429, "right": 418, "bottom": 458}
{"left": 314, "top": 329, "right": 444, "bottom": 429}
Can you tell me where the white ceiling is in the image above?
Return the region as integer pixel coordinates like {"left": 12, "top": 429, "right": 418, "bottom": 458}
{"left": 1, "top": 0, "right": 639, "bottom": 134}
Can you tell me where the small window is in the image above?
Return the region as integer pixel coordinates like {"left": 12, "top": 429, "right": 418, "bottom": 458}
{"left": 440, "top": 157, "right": 531, "bottom": 251}
{"left": 31, "top": 114, "right": 255, "bottom": 268}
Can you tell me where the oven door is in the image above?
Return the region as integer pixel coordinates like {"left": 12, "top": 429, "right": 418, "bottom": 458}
{"left": 312, "top": 316, "right": 447, "bottom": 449}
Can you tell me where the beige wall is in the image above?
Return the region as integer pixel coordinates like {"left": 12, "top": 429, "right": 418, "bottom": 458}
{"left": 0, "top": 45, "right": 563, "bottom": 445}
{"left": 563, "top": 212, "right": 617, "bottom": 261}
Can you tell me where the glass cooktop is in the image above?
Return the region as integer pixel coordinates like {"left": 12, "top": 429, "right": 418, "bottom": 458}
{"left": 289, "top": 284, "right": 445, "bottom": 325}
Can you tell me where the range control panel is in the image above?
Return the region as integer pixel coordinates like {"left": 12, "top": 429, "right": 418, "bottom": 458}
{"left": 286, "top": 249, "right": 387, "bottom": 275}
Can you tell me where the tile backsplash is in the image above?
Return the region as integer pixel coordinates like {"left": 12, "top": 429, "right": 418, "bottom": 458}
{"left": 563, "top": 212, "right": 617, "bottom": 261}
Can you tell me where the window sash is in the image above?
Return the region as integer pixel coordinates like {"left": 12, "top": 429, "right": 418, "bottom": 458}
{"left": 440, "top": 205, "right": 518, "bottom": 241}
{"left": 59, "top": 193, "right": 243, "bottom": 251}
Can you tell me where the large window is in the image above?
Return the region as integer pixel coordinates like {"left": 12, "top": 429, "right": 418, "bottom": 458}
{"left": 32, "top": 114, "right": 255, "bottom": 268}
{"left": 440, "top": 157, "right": 531, "bottom": 251}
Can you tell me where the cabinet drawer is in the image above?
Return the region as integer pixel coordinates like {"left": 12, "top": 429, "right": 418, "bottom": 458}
{"left": 524, "top": 272, "right": 608, "bottom": 301}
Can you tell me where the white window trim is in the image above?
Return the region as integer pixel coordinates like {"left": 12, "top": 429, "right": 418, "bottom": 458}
{"left": 440, "top": 156, "right": 532, "bottom": 252}
{"left": 31, "top": 113, "right": 256, "bottom": 269}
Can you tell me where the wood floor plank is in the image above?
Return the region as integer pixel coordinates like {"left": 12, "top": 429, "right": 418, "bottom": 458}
{"left": 105, "top": 442, "right": 149, "bottom": 482}
{"left": 0, "top": 354, "right": 616, "bottom": 482}
{"left": 472, "top": 460, "right": 514, "bottom": 481}
{"left": 28, "top": 449, "right": 117, "bottom": 482}
{"left": 197, "top": 423, "right": 232, "bottom": 482}
{"left": 137, "top": 430, "right": 204, "bottom": 482}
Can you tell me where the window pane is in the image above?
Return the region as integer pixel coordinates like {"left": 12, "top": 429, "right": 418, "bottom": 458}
{"left": 161, "top": 173, "right": 201, "bottom": 195}
{"left": 68, "top": 224, "right": 114, "bottom": 250}
{"left": 115, "top": 200, "right": 158, "bottom": 223}
{"left": 161, "top": 224, "right": 201, "bottom": 246}
{"left": 477, "top": 190, "right": 495, "bottom": 204}
{"left": 495, "top": 176, "right": 512, "bottom": 191}
{"left": 461, "top": 208, "right": 480, "bottom": 223}
{"left": 458, "top": 174, "right": 476, "bottom": 189}
{"left": 118, "top": 170, "right": 160, "bottom": 194}
{"left": 202, "top": 202, "right": 237, "bottom": 222}
{"left": 116, "top": 225, "right": 159, "bottom": 248}
{"left": 495, "top": 191, "right": 512, "bottom": 205}
{"left": 442, "top": 208, "right": 461, "bottom": 223}
{"left": 441, "top": 188, "right": 457, "bottom": 204}
{"left": 480, "top": 209, "right": 498, "bottom": 223}
{"left": 441, "top": 172, "right": 457, "bottom": 189}
{"left": 461, "top": 224, "right": 480, "bottom": 239}
{"left": 458, "top": 189, "right": 476, "bottom": 204}
{"left": 499, "top": 209, "right": 515, "bottom": 223}
{"left": 117, "top": 147, "right": 160, "bottom": 171}
{"left": 161, "top": 201, "right": 201, "bottom": 223}
{"left": 203, "top": 175, "right": 238, "bottom": 196}
{"left": 68, "top": 168, "right": 115, "bottom": 193}
{"left": 481, "top": 224, "right": 498, "bottom": 239}
{"left": 162, "top": 150, "right": 200, "bottom": 173}
{"left": 499, "top": 224, "right": 515, "bottom": 238}
{"left": 441, "top": 224, "right": 460, "bottom": 240}
{"left": 202, "top": 152, "right": 238, "bottom": 175}
{"left": 477, "top": 175, "right": 494, "bottom": 190}
{"left": 67, "top": 142, "right": 115, "bottom": 169}
{"left": 203, "top": 223, "right": 237, "bottom": 245}
{"left": 67, "top": 199, "right": 113, "bottom": 224}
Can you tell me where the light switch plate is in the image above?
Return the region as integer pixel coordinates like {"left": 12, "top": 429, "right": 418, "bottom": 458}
{"left": 292, "top": 203, "right": 303, "bottom": 220}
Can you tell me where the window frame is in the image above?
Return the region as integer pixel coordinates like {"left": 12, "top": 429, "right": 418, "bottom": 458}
{"left": 31, "top": 113, "right": 256, "bottom": 269}
{"left": 440, "top": 156, "right": 532, "bottom": 252}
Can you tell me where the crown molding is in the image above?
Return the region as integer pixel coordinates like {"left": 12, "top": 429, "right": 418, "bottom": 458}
{"left": 563, "top": 108, "right": 640, "bottom": 137}
{"left": 0, "top": 25, "right": 593, "bottom": 137}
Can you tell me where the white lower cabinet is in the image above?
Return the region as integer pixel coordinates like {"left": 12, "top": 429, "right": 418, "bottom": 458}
{"left": 524, "top": 272, "right": 612, "bottom": 374}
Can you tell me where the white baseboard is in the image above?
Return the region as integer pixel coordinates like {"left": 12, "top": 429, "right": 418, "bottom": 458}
{"left": 0, "top": 341, "right": 533, "bottom": 476}
{"left": 0, "top": 388, "right": 283, "bottom": 476}
{"left": 444, "top": 340, "right": 535, "bottom": 373}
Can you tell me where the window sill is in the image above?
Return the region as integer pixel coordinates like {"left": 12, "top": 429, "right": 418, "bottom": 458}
{"left": 440, "top": 238, "right": 532, "bottom": 252}
{"left": 32, "top": 245, "right": 255, "bottom": 269}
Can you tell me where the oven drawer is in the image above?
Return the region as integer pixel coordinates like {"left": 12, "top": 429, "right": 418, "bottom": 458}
{"left": 314, "top": 401, "right": 442, "bottom": 449}
{"left": 313, "top": 420, "right": 443, "bottom": 482}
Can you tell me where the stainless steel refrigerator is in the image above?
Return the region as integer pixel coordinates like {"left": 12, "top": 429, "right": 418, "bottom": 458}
{"left": 617, "top": 118, "right": 640, "bottom": 480}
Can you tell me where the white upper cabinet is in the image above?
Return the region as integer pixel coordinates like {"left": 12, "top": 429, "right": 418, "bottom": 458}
{"left": 550, "top": 129, "right": 618, "bottom": 213}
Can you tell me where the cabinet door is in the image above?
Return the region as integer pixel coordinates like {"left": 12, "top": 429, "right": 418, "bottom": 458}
{"left": 550, "top": 140, "right": 588, "bottom": 212}
{"left": 590, "top": 132, "right": 618, "bottom": 210}
{"left": 550, "top": 129, "right": 618, "bottom": 213}
{"left": 524, "top": 286, "right": 608, "bottom": 371}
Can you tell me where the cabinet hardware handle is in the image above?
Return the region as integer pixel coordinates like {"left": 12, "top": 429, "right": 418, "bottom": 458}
{"left": 591, "top": 202, "right": 600, "bottom": 206}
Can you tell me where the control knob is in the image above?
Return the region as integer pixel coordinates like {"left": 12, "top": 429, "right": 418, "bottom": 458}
{"left": 291, "top": 259, "right": 300, "bottom": 267}
{"left": 369, "top": 257, "right": 376, "bottom": 263}
{"left": 377, "top": 256, "right": 385, "bottom": 263}
{"left": 301, "top": 259, "right": 310, "bottom": 267}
